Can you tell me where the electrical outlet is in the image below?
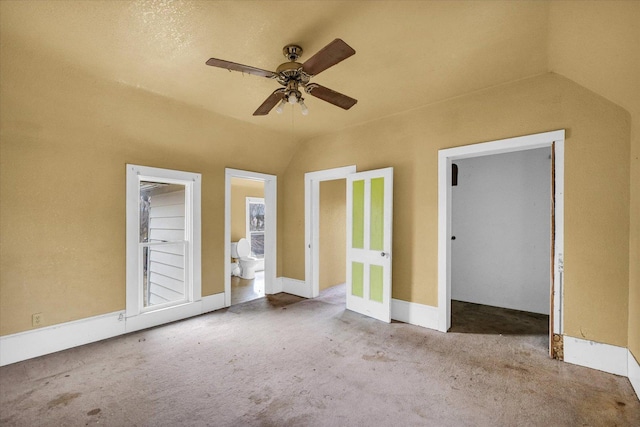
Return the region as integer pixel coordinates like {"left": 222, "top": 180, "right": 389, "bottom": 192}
{"left": 32, "top": 313, "right": 43, "bottom": 327}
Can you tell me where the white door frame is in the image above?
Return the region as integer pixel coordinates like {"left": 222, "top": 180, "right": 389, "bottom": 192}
{"left": 225, "top": 168, "right": 277, "bottom": 307}
{"left": 437, "top": 130, "right": 565, "bottom": 335}
{"left": 305, "top": 165, "right": 357, "bottom": 298}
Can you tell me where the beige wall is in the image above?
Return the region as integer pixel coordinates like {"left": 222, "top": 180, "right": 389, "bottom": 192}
{"left": 319, "top": 179, "right": 346, "bottom": 290}
{"left": 283, "top": 73, "right": 630, "bottom": 348}
{"left": 230, "top": 178, "right": 264, "bottom": 242}
{"left": 548, "top": 0, "right": 640, "bottom": 360}
{"left": 0, "top": 36, "right": 297, "bottom": 336}
{"left": 1, "top": 1, "right": 637, "bottom": 362}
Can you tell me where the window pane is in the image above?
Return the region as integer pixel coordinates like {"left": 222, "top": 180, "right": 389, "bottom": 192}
{"left": 250, "top": 233, "right": 264, "bottom": 258}
{"left": 248, "top": 202, "right": 265, "bottom": 232}
{"left": 140, "top": 181, "right": 186, "bottom": 243}
{"left": 143, "top": 243, "right": 186, "bottom": 307}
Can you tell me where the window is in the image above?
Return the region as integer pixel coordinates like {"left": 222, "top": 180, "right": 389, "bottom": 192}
{"left": 126, "top": 165, "right": 201, "bottom": 319}
{"left": 246, "top": 197, "right": 265, "bottom": 259}
{"left": 139, "top": 181, "right": 187, "bottom": 309}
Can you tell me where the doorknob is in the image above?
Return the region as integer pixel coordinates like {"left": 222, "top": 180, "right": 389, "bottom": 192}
{"left": 381, "top": 252, "right": 389, "bottom": 258}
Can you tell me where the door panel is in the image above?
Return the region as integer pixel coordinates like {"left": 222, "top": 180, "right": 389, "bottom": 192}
{"left": 346, "top": 168, "right": 393, "bottom": 322}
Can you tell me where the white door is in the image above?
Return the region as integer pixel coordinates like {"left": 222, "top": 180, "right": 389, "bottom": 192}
{"left": 346, "top": 167, "right": 393, "bottom": 322}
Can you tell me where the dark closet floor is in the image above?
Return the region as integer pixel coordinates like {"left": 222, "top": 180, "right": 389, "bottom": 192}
{"left": 451, "top": 300, "right": 549, "bottom": 336}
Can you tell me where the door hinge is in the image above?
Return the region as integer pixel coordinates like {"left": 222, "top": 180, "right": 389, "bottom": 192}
{"left": 557, "top": 253, "right": 564, "bottom": 272}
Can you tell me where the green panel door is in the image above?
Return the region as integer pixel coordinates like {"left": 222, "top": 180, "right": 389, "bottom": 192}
{"left": 346, "top": 168, "right": 393, "bottom": 322}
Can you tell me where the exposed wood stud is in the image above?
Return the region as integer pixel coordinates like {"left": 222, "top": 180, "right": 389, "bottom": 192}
{"left": 552, "top": 333, "right": 564, "bottom": 360}
{"left": 549, "top": 142, "right": 556, "bottom": 358}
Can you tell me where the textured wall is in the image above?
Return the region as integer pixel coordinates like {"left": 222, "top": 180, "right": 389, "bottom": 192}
{"left": 1, "top": 1, "right": 637, "bottom": 358}
{"left": 0, "top": 37, "right": 297, "bottom": 335}
{"left": 283, "top": 73, "right": 630, "bottom": 347}
{"left": 230, "top": 178, "right": 264, "bottom": 242}
{"left": 548, "top": 0, "right": 640, "bottom": 359}
{"left": 319, "top": 179, "right": 346, "bottom": 291}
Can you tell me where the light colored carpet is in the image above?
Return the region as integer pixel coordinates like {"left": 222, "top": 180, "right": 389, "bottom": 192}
{"left": 1, "top": 284, "right": 638, "bottom": 426}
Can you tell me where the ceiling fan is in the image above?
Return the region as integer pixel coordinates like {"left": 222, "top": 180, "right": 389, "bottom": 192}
{"left": 206, "top": 39, "right": 357, "bottom": 116}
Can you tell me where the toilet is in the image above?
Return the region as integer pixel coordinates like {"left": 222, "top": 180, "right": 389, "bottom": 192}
{"left": 231, "top": 238, "right": 260, "bottom": 280}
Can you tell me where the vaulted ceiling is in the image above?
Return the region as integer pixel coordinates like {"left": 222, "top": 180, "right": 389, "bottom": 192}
{"left": 0, "top": 1, "right": 550, "bottom": 140}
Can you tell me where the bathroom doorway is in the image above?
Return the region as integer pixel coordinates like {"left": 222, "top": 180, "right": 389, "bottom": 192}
{"left": 230, "top": 179, "right": 265, "bottom": 304}
{"left": 224, "top": 169, "right": 277, "bottom": 307}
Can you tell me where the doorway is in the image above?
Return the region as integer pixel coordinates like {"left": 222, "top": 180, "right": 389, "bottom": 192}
{"left": 438, "top": 130, "right": 565, "bottom": 356}
{"left": 450, "top": 148, "right": 551, "bottom": 345}
{"left": 318, "top": 179, "right": 347, "bottom": 297}
{"left": 305, "top": 165, "right": 394, "bottom": 323}
{"left": 305, "top": 166, "right": 356, "bottom": 297}
{"left": 229, "top": 179, "right": 265, "bottom": 305}
{"left": 224, "top": 168, "right": 277, "bottom": 307}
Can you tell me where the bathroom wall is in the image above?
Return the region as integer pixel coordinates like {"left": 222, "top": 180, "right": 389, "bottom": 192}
{"left": 451, "top": 148, "right": 551, "bottom": 315}
{"left": 319, "top": 179, "right": 346, "bottom": 291}
{"left": 230, "top": 178, "right": 265, "bottom": 242}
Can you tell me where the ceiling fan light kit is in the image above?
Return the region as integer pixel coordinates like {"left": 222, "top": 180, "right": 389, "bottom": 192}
{"left": 206, "top": 39, "right": 357, "bottom": 116}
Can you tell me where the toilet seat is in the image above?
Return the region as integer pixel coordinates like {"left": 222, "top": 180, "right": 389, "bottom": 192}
{"left": 235, "top": 238, "right": 254, "bottom": 260}
{"left": 235, "top": 238, "right": 259, "bottom": 279}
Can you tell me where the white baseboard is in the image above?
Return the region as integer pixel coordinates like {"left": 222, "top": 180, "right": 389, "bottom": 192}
{"left": 0, "top": 311, "right": 126, "bottom": 367}
{"left": 564, "top": 336, "right": 628, "bottom": 377}
{"left": 3, "top": 292, "right": 638, "bottom": 403}
{"left": 271, "top": 277, "right": 284, "bottom": 294}
{"left": 280, "top": 277, "right": 313, "bottom": 298}
{"left": 273, "top": 281, "right": 441, "bottom": 331}
{"left": 125, "top": 302, "right": 203, "bottom": 333}
{"left": 202, "top": 292, "right": 226, "bottom": 314}
{"left": 125, "top": 293, "right": 226, "bottom": 333}
{"left": 0, "top": 293, "right": 225, "bottom": 367}
{"left": 391, "top": 299, "right": 440, "bottom": 330}
{"left": 629, "top": 350, "right": 640, "bottom": 400}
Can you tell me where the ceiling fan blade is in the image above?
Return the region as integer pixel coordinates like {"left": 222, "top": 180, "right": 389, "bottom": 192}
{"left": 253, "top": 89, "right": 285, "bottom": 116}
{"left": 306, "top": 84, "right": 357, "bottom": 110}
{"left": 302, "top": 39, "right": 355, "bottom": 76}
{"left": 206, "top": 58, "right": 276, "bottom": 79}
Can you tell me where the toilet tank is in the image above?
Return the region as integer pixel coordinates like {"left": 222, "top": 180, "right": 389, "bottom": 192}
{"left": 231, "top": 242, "right": 239, "bottom": 258}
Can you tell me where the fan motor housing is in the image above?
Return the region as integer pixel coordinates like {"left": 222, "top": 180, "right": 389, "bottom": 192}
{"left": 276, "top": 62, "right": 302, "bottom": 75}
{"left": 275, "top": 61, "right": 310, "bottom": 87}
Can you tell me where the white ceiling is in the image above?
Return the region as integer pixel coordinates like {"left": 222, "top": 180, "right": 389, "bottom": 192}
{"left": 0, "top": 1, "right": 550, "bottom": 141}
